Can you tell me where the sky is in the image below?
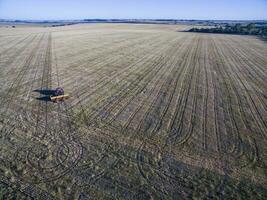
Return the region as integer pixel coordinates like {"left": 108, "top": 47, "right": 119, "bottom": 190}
{"left": 0, "top": 0, "right": 266, "bottom": 20}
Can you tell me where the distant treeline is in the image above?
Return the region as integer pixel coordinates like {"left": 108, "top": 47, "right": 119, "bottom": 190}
{"left": 189, "top": 23, "right": 267, "bottom": 37}
{"left": 51, "top": 23, "right": 76, "bottom": 27}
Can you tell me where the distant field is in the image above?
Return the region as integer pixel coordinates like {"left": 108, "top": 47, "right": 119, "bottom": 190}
{"left": 0, "top": 24, "right": 266, "bottom": 199}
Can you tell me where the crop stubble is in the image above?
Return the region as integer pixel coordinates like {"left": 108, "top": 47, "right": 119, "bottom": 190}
{"left": 0, "top": 24, "right": 266, "bottom": 199}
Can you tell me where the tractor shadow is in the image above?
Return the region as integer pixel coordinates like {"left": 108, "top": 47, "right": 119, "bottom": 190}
{"left": 33, "top": 89, "right": 55, "bottom": 102}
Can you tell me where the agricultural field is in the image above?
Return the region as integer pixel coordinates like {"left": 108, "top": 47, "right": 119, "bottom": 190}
{"left": 0, "top": 23, "right": 266, "bottom": 199}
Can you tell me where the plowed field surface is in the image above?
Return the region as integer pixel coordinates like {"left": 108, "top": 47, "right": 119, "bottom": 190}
{"left": 0, "top": 24, "right": 266, "bottom": 199}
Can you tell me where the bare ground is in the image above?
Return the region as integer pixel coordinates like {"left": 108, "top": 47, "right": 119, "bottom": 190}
{"left": 0, "top": 24, "right": 266, "bottom": 199}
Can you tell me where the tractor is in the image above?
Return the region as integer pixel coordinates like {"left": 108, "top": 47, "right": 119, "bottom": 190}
{"left": 50, "top": 87, "right": 70, "bottom": 102}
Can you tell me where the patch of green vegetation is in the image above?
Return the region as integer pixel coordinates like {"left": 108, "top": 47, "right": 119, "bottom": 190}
{"left": 189, "top": 23, "right": 267, "bottom": 37}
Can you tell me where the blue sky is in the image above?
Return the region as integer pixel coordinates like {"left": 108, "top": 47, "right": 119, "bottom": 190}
{"left": 0, "top": 0, "right": 266, "bottom": 20}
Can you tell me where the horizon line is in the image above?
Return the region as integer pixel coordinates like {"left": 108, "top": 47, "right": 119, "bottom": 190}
{"left": 1, "top": 18, "right": 267, "bottom": 21}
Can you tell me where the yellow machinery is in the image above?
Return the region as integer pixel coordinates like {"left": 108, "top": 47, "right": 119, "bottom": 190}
{"left": 50, "top": 94, "right": 70, "bottom": 102}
